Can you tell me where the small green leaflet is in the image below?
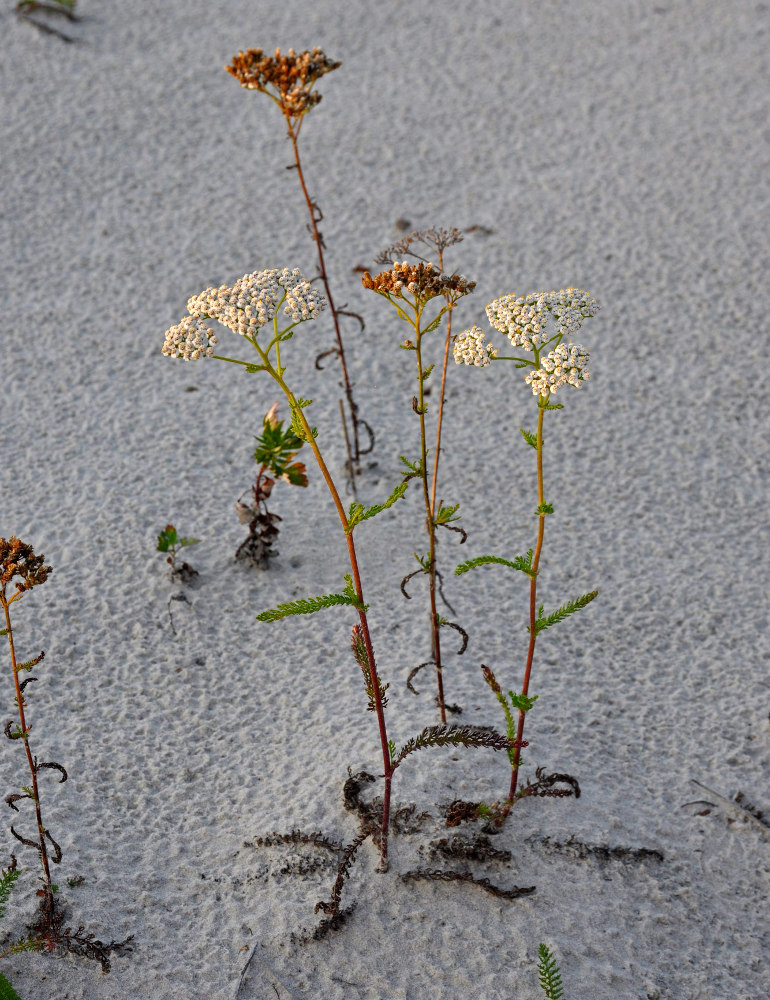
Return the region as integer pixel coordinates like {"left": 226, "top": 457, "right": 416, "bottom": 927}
{"left": 257, "top": 574, "right": 368, "bottom": 622}
{"left": 509, "top": 691, "right": 538, "bottom": 712}
{"left": 345, "top": 481, "right": 408, "bottom": 535}
{"left": 434, "top": 502, "right": 460, "bottom": 525}
{"left": 399, "top": 455, "right": 423, "bottom": 479}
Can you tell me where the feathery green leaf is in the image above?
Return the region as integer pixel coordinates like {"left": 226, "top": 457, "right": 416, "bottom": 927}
{"left": 399, "top": 455, "right": 423, "bottom": 478}
{"left": 257, "top": 574, "right": 367, "bottom": 622}
{"left": 520, "top": 428, "right": 538, "bottom": 448}
{"left": 537, "top": 943, "right": 565, "bottom": 1000}
{"left": 345, "top": 481, "right": 408, "bottom": 534}
{"left": 434, "top": 502, "right": 460, "bottom": 526}
{"left": 288, "top": 397, "right": 316, "bottom": 441}
{"left": 455, "top": 551, "right": 534, "bottom": 577}
{"left": 530, "top": 590, "right": 598, "bottom": 634}
{"left": 0, "top": 866, "right": 20, "bottom": 920}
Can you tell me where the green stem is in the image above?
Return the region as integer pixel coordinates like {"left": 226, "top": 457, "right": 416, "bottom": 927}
{"left": 499, "top": 401, "right": 546, "bottom": 822}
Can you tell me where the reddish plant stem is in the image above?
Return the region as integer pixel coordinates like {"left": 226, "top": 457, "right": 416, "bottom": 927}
{"left": 1, "top": 597, "right": 54, "bottom": 911}
{"left": 286, "top": 124, "right": 361, "bottom": 474}
{"left": 278, "top": 380, "right": 393, "bottom": 870}
{"left": 427, "top": 249, "right": 454, "bottom": 720}
{"left": 499, "top": 403, "right": 546, "bottom": 822}
{"left": 429, "top": 247, "right": 451, "bottom": 517}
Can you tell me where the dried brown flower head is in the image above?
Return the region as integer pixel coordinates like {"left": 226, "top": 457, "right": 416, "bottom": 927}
{"left": 375, "top": 227, "right": 464, "bottom": 266}
{"left": 225, "top": 47, "right": 341, "bottom": 119}
{"left": 0, "top": 537, "right": 51, "bottom": 599}
{"left": 361, "top": 261, "right": 475, "bottom": 305}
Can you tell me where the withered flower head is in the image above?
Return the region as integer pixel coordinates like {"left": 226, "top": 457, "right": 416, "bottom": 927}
{"left": 361, "top": 261, "right": 475, "bottom": 305}
{"left": 375, "top": 227, "right": 464, "bottom": 266}
{"left": 226, "top": 47, "right": 341, "bottom": 119}
{"left": 0, "top": 537, "right": 51, "bottom": 599}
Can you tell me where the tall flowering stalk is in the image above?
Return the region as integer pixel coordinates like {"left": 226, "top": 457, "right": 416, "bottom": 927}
{"left": 164, "top": 267, "right": 396, "bottom": 871}
{"left": 362, "top": 258, "right": 475, "bottom": 722}
{"left": 162, "top": 267, "right": 518, "bottom": 875}
{"left": 226, "top": 48, "right": 370, "bottom": 482}
{"left": 454, "top": 289, "right": 600, "bottom": 822}
{"left": 0, "top": 538, "right": 57, "bottom": 918}
{"left": 0, "top": 540, "right": 130, "bottom": 969}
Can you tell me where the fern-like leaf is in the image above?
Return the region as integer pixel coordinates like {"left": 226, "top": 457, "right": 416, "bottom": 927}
{"left": 257, "top": 574, "right": 367, "bottom": 622}
{"left": 288, "top": 397, "right": 316, "bottom": 441}
{"left": 530, "top": 590, "right": 598, "bottom": 634}
{"left": 537, "top": 943, "right": 565, "bottom": 1000}
{"left": 345, "top": 481, "right": 409, "bottom": 535}
{"left": 399, "top": 455, "right": 423, "bottom": 479}
{"left": 393, "top": 724, "right": 517, "bottom": 768}
{"left": 520, "top": 428, "right": 537, "bottom": 448}
{"left": 434, "top": 502, "right": 460, "bottom": 525}
{"left": 0, "top": 973, "right": 22, "bottom": 1000}
{"left": 455, "top": 551, "right": 534, "bottom": 577}
{"left": 0, "top": 864, "right": 20, "bottom": 920}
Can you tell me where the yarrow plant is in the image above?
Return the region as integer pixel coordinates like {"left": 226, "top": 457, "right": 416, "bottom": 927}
{"left": 162, "top": 266, "right": 518, "bottom": 877}
{"left": 0, "top": 539, "right": 57, "bottom": 921}
{"left": 454, "top": 288, "right": 600, "bottom": 823}
{"left": 362, "top": 250, "right": 475, "bottom": 722}
{"left": 0, "top": 538, "right": 129, "bottom": 971}
{"left": 226, "top": 48, "right": 372, "bottom": 481}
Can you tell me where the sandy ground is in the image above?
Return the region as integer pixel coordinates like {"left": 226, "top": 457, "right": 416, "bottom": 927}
{"left": 1, "top": 1, "right": 769, "bottom": 997}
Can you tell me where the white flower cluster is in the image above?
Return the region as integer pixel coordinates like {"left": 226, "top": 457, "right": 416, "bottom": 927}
{"left": 486, "top": 288, "right": 599, "bottom": 350}
{"left": 188, "top": 267, "right": 325, "bottom": 339}
{"left": 524, "top": 342, "right": 590, "bottom": 396}
{"left": 161, "top": 315, "right": 218, "bottom": 361}
{"left": 453, "top": 325, "right": 499, "bottom": 367}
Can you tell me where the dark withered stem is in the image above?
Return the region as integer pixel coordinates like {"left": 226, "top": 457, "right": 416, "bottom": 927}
{"left": 226, "top": 48, "right": 366, "bottom": 483}
{"left": 401, "top": 868, "right": 535, "bottom": 900}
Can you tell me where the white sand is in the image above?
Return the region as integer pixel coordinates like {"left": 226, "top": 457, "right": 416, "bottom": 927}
{"left": 1, "top": 1, "right": 768, "bottom": 997}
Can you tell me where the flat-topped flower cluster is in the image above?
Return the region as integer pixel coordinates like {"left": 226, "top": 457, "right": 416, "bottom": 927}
{"left": 454, "top": 287, "right": 599, "bottom": 398}
{"left": 226, "top": 48, "right": 340, "bottom": 119}
{"left": 162, "top": 268, "right": 326, "bottom": 360}
{"left": 362, "top": 261, "right": 475, "bottom": 303}
{"left": 452, "top": 324, "right": 499, "bottom": 367}
{"left": 524, "top": 341, "right": 590, "bottom": 395}
{"left": 486, "top": 288, "right": 599, "bottom": 351}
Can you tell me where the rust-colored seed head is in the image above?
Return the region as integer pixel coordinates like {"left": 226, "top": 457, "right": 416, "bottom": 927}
{"left": 226, "top": 47, "right": 341, "bottom": 118}
{"left": 481, "top": 664, "right": 502, "bottom": 695}
{"left": 362, "top": 261, "right": 475, "bottom": 303}
{"left": 0, "top": 537, "right": 51, "bottom": 598}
